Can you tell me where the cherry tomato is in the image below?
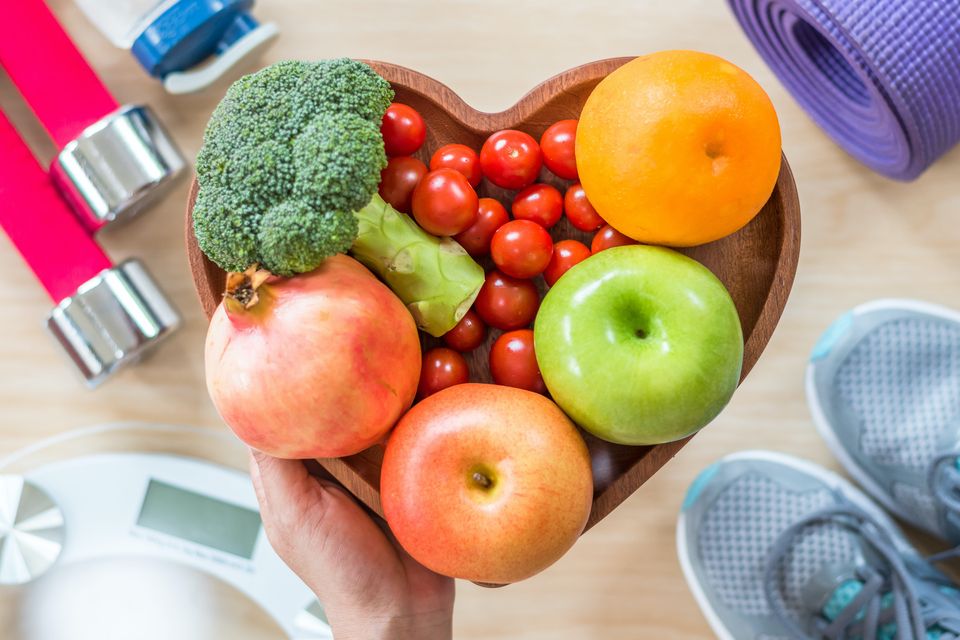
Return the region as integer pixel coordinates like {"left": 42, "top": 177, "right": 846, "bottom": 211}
{"left": 381, "top": 103, "right": 426, "bottom": 157}
{"left": 442, "top": 309, "right": 486, "bottom": 352}
{"left": 417, "top": 347, "right": 469, "bottom": 400}
{"left": 473, "top": 270, "right": 540, "bottom": 331}
{"left": 453, "top": 197, "right": 509, "bottom": 257}
{"left": 540, "top": 119, "right": 578, "bottom": 180}
{"left": 489, "top": 329, "right": 546, "bottom": 393}
{"left": 543, "top": 239, "right": 591, "bottom": 287}
{"left": 430, "top": 144, "right": 482, "bottom": 187}
{"left": 411, "top": 168, "right": 479, "bottom": 236}
{"left": 490, "top": 220, "right": 553, "bottom": 279}
{"left": 479, "top": 130, "right": 542, "bottom": 190}
{"left": 564, "top": 183, "right": 605, "bottom": 232}
{"left": 512, "top": 183, "right": 563, "bottom": 229}
{"left": 592, "top": 224, "right": 638, "bottom": 253}
{"left": 379, "top": 156, "right": 428, "bottom": 213}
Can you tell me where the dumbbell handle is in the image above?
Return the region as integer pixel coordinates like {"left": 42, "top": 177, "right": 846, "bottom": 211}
{"left": 0, "top": 0, "right": 119, "bottom": 149}
{"left": 0, "top": 110, "right": 111, "bottom": 302}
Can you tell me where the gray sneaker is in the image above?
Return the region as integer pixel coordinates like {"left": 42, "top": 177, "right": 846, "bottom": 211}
{"left": 677, "top": 450, "right": 960, "bottom": 639}
{"left": 807, "top": 300, "right": 960, "bottom": 543}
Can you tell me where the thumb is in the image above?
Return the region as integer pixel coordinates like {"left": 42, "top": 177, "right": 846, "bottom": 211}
{"left": 249, "top": 450, "right": 314, "bottom": 515}
{"left": 248, "top": 450, "right": 404, "bottom": 607}
{"left": 248, "top": 450, "right": 333, "bottom": 549}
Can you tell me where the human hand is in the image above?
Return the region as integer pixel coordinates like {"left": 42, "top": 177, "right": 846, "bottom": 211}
{"left": 249, "top": 451, "right": 455, "bottom": 640}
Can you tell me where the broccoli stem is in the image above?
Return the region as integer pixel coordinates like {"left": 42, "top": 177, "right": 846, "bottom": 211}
{"left": 352, "top": 194, "right": 485, "bottom": 337}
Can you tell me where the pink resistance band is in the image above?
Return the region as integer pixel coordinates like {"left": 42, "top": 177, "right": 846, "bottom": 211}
{"left": 0, "top": 111, "right": 112, "bottom": 302}
{"left": 0, "top": 0, "right": 118, "bottom": 148}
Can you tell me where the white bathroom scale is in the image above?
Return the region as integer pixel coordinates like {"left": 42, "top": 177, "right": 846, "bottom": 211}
{"left": 0, "top": 423, "right": 332, "bottom": 640}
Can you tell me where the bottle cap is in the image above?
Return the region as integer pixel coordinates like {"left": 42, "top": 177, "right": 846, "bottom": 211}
{"left": 131, "top": 0, "right": 278, "bottom": 94}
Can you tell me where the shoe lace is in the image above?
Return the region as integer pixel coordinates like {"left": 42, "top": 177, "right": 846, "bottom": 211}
{"left": 765, "top": 501, "right": 960, "bottom": 639}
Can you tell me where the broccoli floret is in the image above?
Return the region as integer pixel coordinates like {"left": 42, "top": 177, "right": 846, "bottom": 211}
{"left": 294, "top": 58, "right": 394, "bottom": 122}
{"left": 193, "top": 58, "right": 393, "bottom": 276}
{"left": 192, "top": 184, "right": 259, "bottom": 273}
{"left": 292, "top": 113, "right": 386, "bottom": 214}
{"left": 258, "top": 200, "right": 359, "bottom": 275}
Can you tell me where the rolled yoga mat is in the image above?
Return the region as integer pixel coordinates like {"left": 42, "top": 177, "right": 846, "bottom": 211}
{"left": 728, "top": 0, "right": 960, "bottom": 180}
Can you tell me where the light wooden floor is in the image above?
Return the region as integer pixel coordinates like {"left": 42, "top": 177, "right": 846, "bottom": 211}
{"left": 2, "top": 1, "right": 959, "bottom": 637}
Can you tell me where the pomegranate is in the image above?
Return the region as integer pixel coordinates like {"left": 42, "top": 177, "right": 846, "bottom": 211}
{"left": 205, "top": 255, "right": 421, "bottom": 458}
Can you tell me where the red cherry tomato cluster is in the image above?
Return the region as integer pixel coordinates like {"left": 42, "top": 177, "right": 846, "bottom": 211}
{"left": 430, "top": 144, "right": 482, "bottom": 187}
{"left": 442, "top": 309, "right": 486, "bottom": 352}
{"left": 544, "top": 239, "right": 591, "bottom": 286}
{"left": 480, "top": 130, "right": 542, "bottom": 190}
{"left": 379, "top": 156, "right": 427, "bottom": 213}
{"left": 564, "top": 183, "right": 604, "bottom": 232}
{"left": 512, "top": 184, "right": 563, "bottom": 229}
{"left": 474, "top": 270, "right": 540, "bottom": 332}
{"left": 381, "top": 103, "right": 426, "bottom": 156}
{"left": 454, "top": 198, "right": 509, "bottom": 257}
{"left": 491, "top": 220, "right": 553, "bottom": 279}
{"left": 540, "top": 120, "right": 579, "bottom": 180}
{"left": 417, "top": 347, "right": 468, "bottom": 400}
{"left": 592, "top": 224, "right": 638, "bottom": 253}
{"left": 379, "top": 103, "right": 633, "bottom": 398}
{"left": 490, "top": 330, "right": 545, "bottom": 393}
{"left": 411, "top": 168, "right": 478, "bottom": 236}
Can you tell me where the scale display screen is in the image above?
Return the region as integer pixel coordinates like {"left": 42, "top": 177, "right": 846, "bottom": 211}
{"left": 136, "top": 479, "right": 262, "bottom": 559}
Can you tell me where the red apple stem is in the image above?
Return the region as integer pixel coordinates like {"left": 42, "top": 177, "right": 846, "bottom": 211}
{"left": 472, "top": 471, "right": 492, "bottom": 489}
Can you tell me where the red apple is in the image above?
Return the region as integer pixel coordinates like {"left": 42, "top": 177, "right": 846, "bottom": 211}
{"left": 205, "top": 255, "right": 421, "bottom": 458}
{"left": 380, "top": 383, "right": 593, "bottom": 583}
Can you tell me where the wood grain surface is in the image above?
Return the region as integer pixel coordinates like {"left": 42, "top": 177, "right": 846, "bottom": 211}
{"left": 185, "top": 60, "right": 801, "bottom": 546}
{"left": 3, "top": 0, "right": 960, "bottom": 637}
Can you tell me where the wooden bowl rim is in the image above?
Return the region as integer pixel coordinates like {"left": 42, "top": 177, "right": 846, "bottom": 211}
{"left": 184, "top": 57, "right": 802, "bottom": 536}
{"left": 364, "top": 58, "right": 634, "bottom": 132}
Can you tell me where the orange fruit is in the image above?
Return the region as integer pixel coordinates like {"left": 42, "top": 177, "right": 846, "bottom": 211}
{"left": 576, "top": 50, "right": 782, "bottom": 246}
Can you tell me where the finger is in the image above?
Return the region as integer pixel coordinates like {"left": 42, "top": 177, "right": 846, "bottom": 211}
{"left": 249, "top": 451, "right": 408, "bottom": 608}
{"left": 249, "top": 450, "right": 333, "bottom": 544}
{"left": 250, "top": 449, "right": 314, "bottom": 506}
{"left": 248, "top": 449, "right": 268, "bottom": 508}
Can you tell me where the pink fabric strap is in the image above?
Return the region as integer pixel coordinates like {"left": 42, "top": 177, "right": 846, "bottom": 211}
{"left": 0, "top": 0, "right": 118, "bottom": 148}
{"left": 0, "top": 111, "right": 112, "bottom": 302}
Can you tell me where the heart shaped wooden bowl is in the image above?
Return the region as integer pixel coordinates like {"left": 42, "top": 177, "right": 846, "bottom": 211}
{"left": 186, "top": 58, "right": 801, "bottom": 538}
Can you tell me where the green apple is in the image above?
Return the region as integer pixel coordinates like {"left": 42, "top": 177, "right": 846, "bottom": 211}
{"left": 534, "top": 245, "right": 743, "bottom": 445}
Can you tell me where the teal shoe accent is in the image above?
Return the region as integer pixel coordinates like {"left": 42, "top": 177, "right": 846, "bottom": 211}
{"left": 682, "top": 462, "right": 721, "bottom": 511}
{"left": 811, "top": 311, "right": 854, "bottom": 362}
{"left": 823, "top": 581, "right": 899, "bottom": 639}
{"left": 824, "top": 580, "right": 948, "bottom": 639}
{"left": 823, "top": 579, "right": 863, "bottom": 621}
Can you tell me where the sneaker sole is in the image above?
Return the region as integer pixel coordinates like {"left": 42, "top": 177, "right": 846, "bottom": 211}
{"left": 676, "top": 449, "right": 904, "bottom": 640}
{"left": 806, "top": 298, "right": 960, "bottom": 539}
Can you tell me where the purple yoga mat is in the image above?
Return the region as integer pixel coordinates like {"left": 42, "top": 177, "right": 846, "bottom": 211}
{"left": 728, "top": 0, "right": 960, "bottom": 180}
